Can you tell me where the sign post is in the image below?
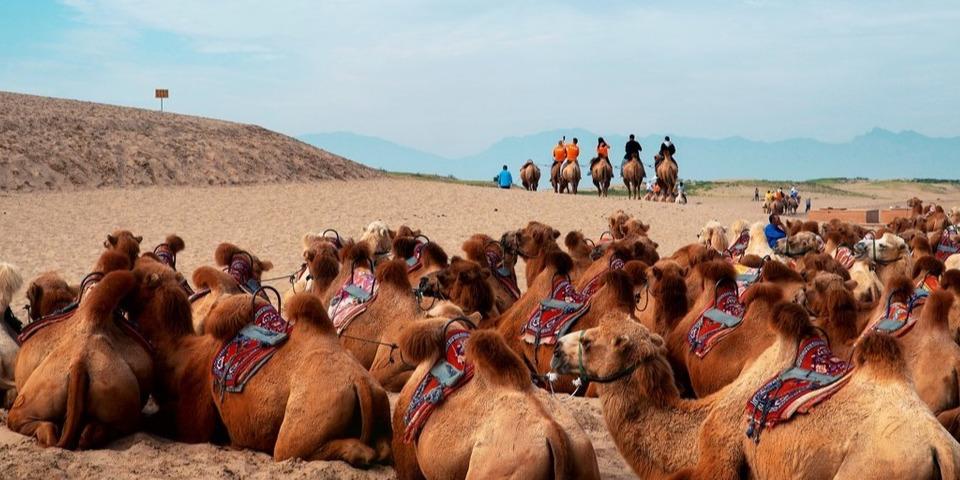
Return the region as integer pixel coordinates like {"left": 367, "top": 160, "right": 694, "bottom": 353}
{"left": 155, "top": 89, "right": 169, "bottom": 112}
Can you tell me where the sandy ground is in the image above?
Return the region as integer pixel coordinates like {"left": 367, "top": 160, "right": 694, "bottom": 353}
{"left": 2, "top": 178, "right": 959, "bottom": 479}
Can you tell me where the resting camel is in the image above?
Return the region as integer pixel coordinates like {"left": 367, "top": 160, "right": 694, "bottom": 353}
{"left": 0, "top": 262, "right": 24, "bottom": 406}
{"left": 553, "top": 305, "right": 960, "bottom": 479}
{"left": 520, "top": 160, "right": 541, "bottom": 191}
{"left": 559, "top": 161, "right": 581, "bottom": 194}
{"left": 655, "top": 150, "right": 678, "bottom": 201}
{"left": 590, "top": 157, "right": 612, "bottom": 197}
{"left": 393, "top": 236, "right": 448, "bottom": 286}
{"left": 461, "top": 233, "right": 521, "bottom": 314}
{"left": 359, "top": 220, "right": 396, "bottom": 265}
{"left": 509, "top": 221, "right": 561, "bottom": 288}
{"left": 622, "top": 157, "right": 646, "bottom": 200}
{"left": 190, "top": 243, "right": 274, "bottom": 334}
{"left": 419, "top": 256, "right": 499, "bottom": 322}
{"left": 697, "top": 221, "right": 728, "bottom": 253}
{"left": 9, "top": 267, "right": 154, "bottom": 449}
{"left": 393, "top": 320, "right": 600, "bottom": 479}
{"left": 609, "top": 210, "right": 651, "bottom": 239}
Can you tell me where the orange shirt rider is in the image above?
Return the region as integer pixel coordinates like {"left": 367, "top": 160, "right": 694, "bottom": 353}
{"left": 552, "top": 141, "right": 566, "bottom": 164}
{"left": 561, "top": 138, "right": 580, "bottom": 172}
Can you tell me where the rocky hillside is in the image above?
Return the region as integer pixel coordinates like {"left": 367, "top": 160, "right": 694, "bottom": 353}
{"left": 0, "top": 91, "right": 378, "bottom": 191}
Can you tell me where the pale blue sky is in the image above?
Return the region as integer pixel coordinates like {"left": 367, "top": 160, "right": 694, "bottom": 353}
{"left": 1, "top": 1, "right": 958, "bottom": 157}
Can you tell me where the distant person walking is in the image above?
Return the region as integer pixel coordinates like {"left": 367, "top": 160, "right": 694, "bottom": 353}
{"left": 805, "top": 197, "right": 812, "bottom": 213}
{"left": 561, "top": 137, "right": 580, "bottom": 172}
{"left": 754, "top": 187, "right": 760, "bottom": 202}
{"left": 623, "top": 134, "right": 642, "bottom": 173}
{"left": 496, "top": 165, "right": 513, "bottom": 189}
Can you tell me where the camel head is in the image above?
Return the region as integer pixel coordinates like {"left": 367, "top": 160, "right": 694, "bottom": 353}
{"left": 514, "top": 221, "right": 560, "bottom": 258}
{"left": 886, "top": 216, "right": 919, "bottom": 234}
{"left": 25, "top": 272, "right": 79, "bottom": 322}
{"left": 0, "top": 262, "right": 24, "bottom": 314}
{"left": 608, "top": 210, "right": 631, "bottom": 239}
{"left": 643, "top": 260, "right": 689, "bottom": 333}
{"left": 796, "top": 252, "right": 851, "bottom": 282}
{"left": 564, "top": 231, "right": 594, "bottom": 261}
{"left": 462, "top": 233, "right": 518, "bottom": 272}
{"left": 774, "top": 231, "right": 823, "bottom": 258}
{"left": 359, "top": 220, "right": 395, "bottom": 257}
{"left": 949, "top": 207, "right": 960, "bottom": 226}
{"left": 103, "top": 229, "right": 143, "bottom": 260}
{"left": 796, "top": 271, "right": 858, "bottom": 324}
{"left": 853, "top": 233, "right": 908, "bottom": 264}
{"left": 697, "top": 220, "right": 728, "bottom": 252}
{"left": 820, "top": 219, "right": 862, "bottom": 248}
{"left": 424, "top": 257, "right": 495, "bottom": 321}
{"left": 552, "top": 314, "right": 673, "bottom": 398}
{"left": 303, "top": 238, "right": 341, "bottom": 289}
{"left": 130, "top": 256, "right": 194, "bottom": 338}
{"left": 908, "top": 197, "right": 923, "bottom": 212}
{"left": 214, "top": 243, "right": 273, "bottom": 285}
{"left": 395, "top": 225, "right": 422, "bottom": 239}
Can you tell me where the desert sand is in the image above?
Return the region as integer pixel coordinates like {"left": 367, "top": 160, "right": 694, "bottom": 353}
{"left": 2, "top": 177, "right": 960, "bottom": 479}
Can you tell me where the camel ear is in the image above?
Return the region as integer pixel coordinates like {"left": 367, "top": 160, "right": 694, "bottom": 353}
{"left": 260, "top": 260, "right": 274, "bottom": 272}
{"left": 105, "top": 234, "right": 117, "bottom": 248}
{"left": 552, "top": 229, "right": 560, "bottom": 239}
{"left": 844, "top": 279, "right": 858, "bottom": 291}
{"left": 135, "top": 235, "right": 143, "bottom": 244}
{"left": 468, "top": 311, "right": 483, "bottom": 324}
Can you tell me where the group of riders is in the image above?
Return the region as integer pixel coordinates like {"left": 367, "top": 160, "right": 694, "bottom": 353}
{"left": 553, "top": 134, "right": 679, "bottom": 180}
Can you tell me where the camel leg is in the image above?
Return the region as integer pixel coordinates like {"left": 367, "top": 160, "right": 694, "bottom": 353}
{"left": 78, "top": 421, "right": 119, "bottom": 450}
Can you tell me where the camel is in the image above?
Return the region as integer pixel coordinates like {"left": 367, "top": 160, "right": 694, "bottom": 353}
{"left": 654, "top": 150, "right": 678, "bottom": 201}
{"left": 553, "top": 305, "right": 960, "bottom": 480}
{"left": 507, "top": 221, "right": 561, "bottom": 288}
{"left": 359, "top": 220, "right": 396, "bottom": 265}
{"left": 550, "top": 162, "right": 562, "bottom": 193}
{"left": 419, "top": 256, "right": 499, "bottom": 322}
{"left": 636, "top": 260, "right": 690, "bottom": 338}
{"left": 461, "top": 233, "right": 521, "bottom": 314}
{"left": 190, "top": 242, "right": 274, "bottom": 334}
{"left": 393, "top": 319, "right": 600, "bottom": 479}
{"left": 564, "top": 231, "right": 598, "bottom": 281}
{"left": 520, "top": 160, "right": 541, "bottom": 191}
{"left": 608, "top": 210, "right": 652, "bottom": 239}
{"left": 622, "top": 157, "right": 646, "bottom": 200}
{"left": 772, "top": 230, "right": 822, "bottom": 258}
{"left": 697, "top": 221, "right": 728, "bottom": 253}
{"left": 393, "top": 236, "right": 448, "bottom": 286}
{"left": 103, "top": 229, "right": 143, "bottom": 266}
{"left": 0, "top": 262, "right": 24, "bottom": 406}
{"left": 559, "top": 161, "right": 581, "bottom": 194}
{"left": 8, "top": 267, "right": 154, "bottom": 449}
{"left": 590, "top": 157, "right": 613, "bottom": 197}
{"left": 744, "top": 221, "right": 776, "bottom": 259}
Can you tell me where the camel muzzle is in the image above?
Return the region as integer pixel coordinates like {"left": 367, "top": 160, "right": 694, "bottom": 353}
{"left": 550, "top": 344, "right": 570, "bottom": 373}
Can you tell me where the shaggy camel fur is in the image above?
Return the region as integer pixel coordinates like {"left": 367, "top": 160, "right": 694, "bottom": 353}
{"left": 697, "top": 221, "right": 728, "bottom": 253}
{"left": 103, "top": 229, "right": 143, "bottom": 266}
{"left": 393, "top": 321, "right": 600, "bottom": 480}
{"left": 520, "top": 161, "right": 541, "bottom": 191}
{"left": 0, "top": 262, "right": 24, "bottom": 406}
{"left": 510, "top": 221, "right": 561, "bottom": 288}
{"left": 200, "top": 291, "right": 392, "bottom": 465}
{"left": 190, "top": 242, "right": 274, "bottom": 333}
{"left": 559, "top": 161, "right": 581, "bottom": 194}
{"left": 941, "top": 269, "right": 960, "bottom": 343}
{"left": 461, "top": 233, "right": 520, "bottom": 314}
{"left": 609, "top": 210, "right": 651, "bottom": 239}
{"left": 495, "top": 250, "right": 643, "bottom": 393}
{"left": 420, "top": 256, "right": 499, "bottom": 322}
{"left": 795, "top": 272, "right": 864, "bottom": 360}
{"left": 358, "top": 220, "right": 395, "bottom": 265}
{"left": 393, "top": 236, "right": 448, "bottom": 286}
{"left": 744, "top": 222, "right": 776, "bottom": 259}
{"left": 591, "top": 158, "right": 613, "bottom": 197}
{"left": 9, "top": 268, "right": 153, "bottom": 449}
{"left": 622, "top": 158, "right": 646, "bottom": 200}
{"left": 636, "top": 260, "right": 690, "bottom": 338}
{"left": 555, "top": 305, "right": 960, "bottom": 480}
{"left": 565, "top": 231, "right": 599, "bottom": 281}
{"left": 666, "top": 260, "right": 804, "bottom": 397}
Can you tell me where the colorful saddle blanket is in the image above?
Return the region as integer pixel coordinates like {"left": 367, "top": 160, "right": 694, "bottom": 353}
{"left": 212, "top": 303, "right": 291, "bottom": 397}
{"left": 687, "top": 279, "right": 746, "bottom": 358}
{"left": 154, "top": 243, "right": 195, "bottom": 295}
{"left": 833, "top": 246, "right": 855, "bottom": 270}
{"left": 406, "top": 242, "right": 428, "bottom": 273}
{"left": 745, "top": 336, "right": 852, "bottom": 442}
{"left": 864, "top": 289, "right": 928, "bottom": 338}
{"left": 328, "top": 270, "right": 378, "bottom": 335}
{"left": 403, "top": 329, "right": 474, "bottom": 443}
{"left": 936, "top": 227, "right": 960, "bottom": 261}
{"left": 734, "top": 264, "right": 761, "bottom": 298}
{"left": 579, "top": 257, "right": 626, "bottom": 298}
{"left": 227, "top": 254, "right": 262, "bottom": 295}
{"left": 485, "top": 249, "right": 521, "bottom": 300}
{"left": 917, "top": 274, "right": 940, "bottom": 295}
{"left": 521, "top": 276, "right": 591, "bottom": 346}
{"left": 724, "top": 230, "right": 750, "bottom": 260}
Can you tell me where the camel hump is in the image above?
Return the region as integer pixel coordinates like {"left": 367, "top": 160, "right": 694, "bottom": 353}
{"left": 741, "top": 283, "right": 783, "bottom": 306}
{"left": 942, "top": 269, "right": 960, "bottom": 293}
{"left": 284, "top": 293, "right": 335, "bottom": 334}
{"left": 214, "top": 242, "right": 244, "bottom": 266}
{"left": 759, "top": 260, "right": 803, "bottom": 283}
{"left": 420, "top": 242, "right": 449, "bottom": 266}
{"left": 165, "top": 234, "right": 186, "bottom": 254}
{"left": 80, "top": 269, "right": 137, "bottom": 323}
{"left": 921, "top": 290, "right": 954, "bottom": 330}
{"left": 602, "top": 270, "right": 637, "bottom": 309}
{"left": 697, "top": 259, "right": 736, "bottom": 283}
{"left": 460, "top": 235, "right": 491, "bottom": 266}
{"left": 376, "top": 259, "right": 412, "bottom": 291}
{"left": 769, "top": 301, "right": 816, "bottom": 342}
{"left": 466, "top": 330, "right": 530, "bottom": 391}
{"left": 563, "top": 231, "right": 586, "bottom": 251}
{"left": 544, "top": 250, "right": 574, "bottom": 276}
{"left": 853, "top": 332, "right": 908, "bottom": 380}
{"left": 885, "top": 275, "right": 915, "bottom": 299}
{"left": 912, "top": 255, "right": 945, "bottom": 279}
{"left": 96, "top": 250, "right": 132, "bottom": 274}
{"left": 391, "top": 236, "right": 419, "bottom": 259}
{"left": 192, "top": 265, "right": 235, "bottom": 293}
{"left": 399, "top": 321, "right": 443, "bottom": 365}
{"left": 205, "top": 295, "right": 260, "bottom": 341}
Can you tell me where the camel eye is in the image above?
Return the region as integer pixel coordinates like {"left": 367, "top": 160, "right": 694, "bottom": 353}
{"left": 580, "top": 338, "right": 592, "bottom": 350}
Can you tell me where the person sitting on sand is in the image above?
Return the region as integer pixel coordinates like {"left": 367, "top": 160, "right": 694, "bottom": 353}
{"left": 591, "top": 137, "right": 611, "bottom": 170}
{"left": 560, "top": 137, "right": 579, "bottom": 173}
{"left": 764, "top": 214, "right": 787, "bottom": 248}
{"left": 496, "top": 165, "right": 513, "bottom": 189}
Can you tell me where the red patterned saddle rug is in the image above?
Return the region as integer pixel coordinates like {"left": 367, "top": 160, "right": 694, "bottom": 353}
{"left": 936, "top": 227, "right": 960, "bottom": 261}
{"left": 154, "top": 243, "right": 195, "bottom": 295}
{"left": 485, "top": 249, "right": 521, "bottom": 300}
{"left": 403, "top": 328, "right": 473, "bottom": 443}
{"left": 579, "top": 257, "right": 626, "bottom": 298}
{"left": 864, "top": 288, "right": 928, "bottom": 338}
{"left": 687, "top": 278, "right": 746, "bottom": 358}
{"left": 833, "top": 246, "right": 855, "bottom": 270}
{"left": 328, "top": 270, "right": 378, "bottom": 335}
{"left": 724, "top": 230, "right": 750, "bottom": 260}
{"left": 212, "top": 303, "right": 291, "bottom": 397}
{"left": 521, "top": 276, "right": 591, "bottom": 346}
{"left": 745, "top": 336, "right": 852, "bottom": 442}
{"left": 226, "top": 254, "right": 261, "bottom": 295}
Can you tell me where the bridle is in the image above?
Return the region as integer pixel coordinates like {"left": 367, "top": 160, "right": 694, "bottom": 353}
{"left": 573, "top": 330, "right": 638, "bottom": 384}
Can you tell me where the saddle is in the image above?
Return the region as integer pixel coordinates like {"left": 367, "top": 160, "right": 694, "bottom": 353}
{"left": 863, "top": 288, "right": 927, "bottom": 338}
{"left": 154, "top": 243, "right": 195, "bottom": 295}
{"left": 724, "top": 230, "right": 750, "bottom": 261}
{"left": 936, "top": 227, "right": 960, "bottom": 261}
{"left": 833, "top": 246, "right": 855, "bottom": 270}
{"left": 403, "top": 328, "right": 474, "bottom": 443}
{"left": 328, "top": 269, "right": 378, "bottom": 335}
{"left": 687, "top": 278, "right": 746, "bottom": 358}
{"left": 745, "top": 336, "right": 852, "bottom": 442}
{"left": 227, "top": 254, "right": 263, "bottom": 295}
{"left": 521, "top": 275, "right": 591, "bottom": 346}
{"left": 212, "top": 302, "right": 291, "bottom": 398}
{"left": 579, "top": 256, "right": 626, "bottom": 298}
{"left": 484, "top": 248, "right": 521, "bottom": 300}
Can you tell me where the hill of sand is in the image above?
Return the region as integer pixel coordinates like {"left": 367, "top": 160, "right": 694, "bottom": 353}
{"left": 0, "top": 91, "right": 379, "bottom": 192}
{"left": 3, "top": 177, "right": 960, "bottom": 478}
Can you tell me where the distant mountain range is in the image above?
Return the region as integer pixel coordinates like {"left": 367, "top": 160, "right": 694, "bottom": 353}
{"left": 300, "top": 128, "right": 960, "bottom": 181}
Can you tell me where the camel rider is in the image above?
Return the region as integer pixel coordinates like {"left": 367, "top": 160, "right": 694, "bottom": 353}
{"left": 552, "top": 139, "right": 566, "bottom": 169}
{"left": 657, "top": 136, "right": 676, "bottom": 168}
{"left": 764, "top": 214, "right": 787, "bottom": 249}
{"left": 591, "top": 137, "right": 611, "bottom": 170}
{"left": 765, "top": 190, "right": 774, "bottom": 203}
{"left": 623, "top": 134, "right": 642, "bottom": 173}
{"left": 561, "top": 137, "right": 579, "bottom": 173}
{"left": 790, "top": 185, "right": 799, "bottom": 199}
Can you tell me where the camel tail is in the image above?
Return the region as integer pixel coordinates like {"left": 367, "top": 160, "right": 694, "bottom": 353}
{"left": 544, "top": 419, "right": 574, "bottom": 480}
{"left": 354, "top": 379, "right": 375, "bottom": 444}
{"left": 930, "top": 443, "right": 958, "bottom": 480}
{"left": 57, "top": 360, "right": 88, "bottom": 449}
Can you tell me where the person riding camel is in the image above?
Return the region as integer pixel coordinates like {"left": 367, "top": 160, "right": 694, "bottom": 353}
{"left": 656, "top": 135, "right": 676, "bottom": 168}
{"left": 560, "top": 137, "right": 579, "bottom": 173}
{"left": 552, "top": 139, "right": 566, "bottom": 167}
{"left": 591, "top": 137, "right": 611, "bottom": 170}
{"left": 622, "top": 134, "right": 642, "bottom": 174}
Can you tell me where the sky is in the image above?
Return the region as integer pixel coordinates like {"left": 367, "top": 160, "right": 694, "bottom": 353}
{"left": 1, "top": 1, "right": 958, "bottom": 158}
